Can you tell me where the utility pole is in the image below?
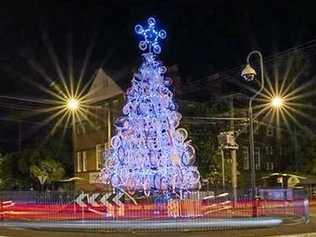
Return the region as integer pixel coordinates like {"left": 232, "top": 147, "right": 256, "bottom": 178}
{"left": 18, "top": 120, "right": 22, "bottom": 152}
{"left": 230, "top": 97, "right": 238, "bottom": 204}
{"left": 220, "top": 147, "right": 225, "bottom": 190}
{"left": 294, "top": 126, "right": 298, "bottom": 171}
{"left": 217, "top": 131, "right": 238, "bottom": 199}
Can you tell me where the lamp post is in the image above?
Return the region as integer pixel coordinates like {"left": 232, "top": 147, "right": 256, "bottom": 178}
{"left": 66, "top": 97, "right": 80, "bottom": 112}
{"left": 241, "top": 50, "right": 265, "bottom": 217}
{"left": 271, "top": 96, "right": 284, "bottom": 109}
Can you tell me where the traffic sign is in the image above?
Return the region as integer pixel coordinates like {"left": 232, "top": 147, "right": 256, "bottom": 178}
{"left": 74, "top": 192, "right": 124, "bottom": 207}
{"left": 37, "top": 175, "right": 48, "bottom": 185}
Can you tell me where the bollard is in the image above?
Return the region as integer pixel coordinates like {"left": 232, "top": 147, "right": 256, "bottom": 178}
{"left": 303, "top": 198, "right": 310, "bottom": 224}
{"left": 0, "top": 200, "right": 3, "bottom": 221}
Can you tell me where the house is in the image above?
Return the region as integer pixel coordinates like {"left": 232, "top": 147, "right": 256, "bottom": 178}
{"left": 73, "top": 68, "right": 124, "bottom": 191}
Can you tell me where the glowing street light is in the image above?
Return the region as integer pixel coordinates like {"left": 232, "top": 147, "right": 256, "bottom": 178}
{"left": 66, "top": 98, "right": 80, "bottom": 111}
{"left": 271, "top": 96, "right": 284, "bottom": 109}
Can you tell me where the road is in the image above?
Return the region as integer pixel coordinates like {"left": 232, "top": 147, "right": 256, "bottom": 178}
{"left": 0, "top": 207, "right": 315, "bottom": 237}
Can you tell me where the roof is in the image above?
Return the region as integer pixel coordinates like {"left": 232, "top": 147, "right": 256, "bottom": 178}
{"left": 85, "top": 68, "right": 124, "bottom": 104}
{"left": 261, "top": 173, "right": 306, "bottom": 180}
{"left": 300, "top": 176, "right": 316, "bottom": 185}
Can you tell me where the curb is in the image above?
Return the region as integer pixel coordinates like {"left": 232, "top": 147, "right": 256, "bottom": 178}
{"left": 271, "top": 233, "right": 316, "bottom": 237}
{"left": 0, "top": 217, "right": 282, "bottom": 232}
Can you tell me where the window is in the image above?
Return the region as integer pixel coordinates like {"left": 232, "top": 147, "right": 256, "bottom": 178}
{"left": 77, "top": 152, "right": 82, "bottom": 172}
{"left": 266, "top": 162, "right": 274, "bottom": 171}
{"left": 242, "top": 146, "right": 249, "bottom": 170}
{"left": 94, "top": 107, "right": 105, "bottom": 130}
{"left": 96, "top": 144, "right": 107, "bottom": 170}
{"left": 76, "top": 121, "right": 87, "bottom": 134}
{"left": 279, "top": 146, "right": 283, "bottom": 156}
{"left": 76, "top": 124, "right": 81, "bottom": 135}
{"left": 82, "top": 151, "right": 87, "bottom": 172}
{"left": 265, "top": 146, "right": 273, "bottom": 155}
{"left": 254, "top": 147, "right": 261, "bottom": 170}
{"left": 276, "top": 128, "right": 282, "bottom": 139}
{"left": 243, "top": 124, "right": 248, "bottom": 134}
{"left": 266, "top": 126, "right": 274, "bottom": 136}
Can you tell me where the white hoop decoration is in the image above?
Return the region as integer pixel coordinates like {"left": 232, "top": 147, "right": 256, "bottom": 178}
{"left": 111, "top": 174, "right": 121, "bottom": 187}
{"left": 169, "top": 102, "right": 176, "bottom": 111}
{"left": 126, "top": 177, "right": 136, "bottom": 195}
{"left": 105, "top": 159, "right": 115, "bottom": 169}
{"left": 111, "top": 136, "right": 121, "bottom": 148}
{"left": 139, "top": 41, "right": 147, "bottom": 51}
{"left": 186, "top": 144, "right": 195, "bottom": 161}
{"left": 154, "top": 174, "right": 161, "bottom": 189}
{"left": 143, "top": 179, "right": 151, "bottom": 197}
{"left": 175, "top": 128, "right": 188, "bottom": 142}
{"left": 148, "top": 17, "right": 156, "bottom": 26}
{"left": 158, "top": 66, "right": 167, "bottom": 74}
{"left": 160, "top": 177, "right": 168, "bottom": 190}
{"left": 123, "top": 104, "right": 131, "bottom": 115}
{"left": 149, "top": 154, "right": 158, "bottom": 168}
{"left": 172, "top": 112, "right": 182, "bottom": 127}
{"left": 153, "top": 44, "right": 161, "bottom": 54}
{"left": 186, "top": 168, "right": 200, "bottom": 187}
{"left": 164, "top": 78, "right": 172, "bottom": 86}
{"left": 135, "top": 24, "right": 144, "bottom": 34}
{"left": 144, "top": 189, "right": 151, "bottom": 197}
{"left": 159, "top": 30, "right": 167, "bottom": 39}
{"left": 181, "top": 152, "right": 190, "bottom": 166}
{"left": 118, "top": 147, "right": 125, "bottom": 161}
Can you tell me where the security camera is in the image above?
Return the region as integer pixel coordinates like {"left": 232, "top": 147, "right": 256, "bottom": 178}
{"left": 243, "top": 73, "right": 256, "bottom": 81}
{"left": 241, "top": 64, "right": 257, "bottom": 81}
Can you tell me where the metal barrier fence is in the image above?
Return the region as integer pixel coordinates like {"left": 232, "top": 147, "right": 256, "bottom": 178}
{"left": 0, "top": 189, "right": 309, "bottom": 231}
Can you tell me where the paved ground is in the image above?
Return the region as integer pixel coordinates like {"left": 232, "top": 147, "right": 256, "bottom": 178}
{"left": 0, "top": 208, "right": 315, "bottom": 237}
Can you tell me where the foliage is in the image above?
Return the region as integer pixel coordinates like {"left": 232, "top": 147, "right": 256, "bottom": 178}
{"left": 30, "top": 158, "right": 65, "bottom": 183}
{"left": 208, "top": 151, "right": 231, "bottom": 183}
{"left": 302, "top": 136, "right": 316, "bottom": 175}
{"left": 180, "top": 100, "right": 230, "bottom": 179}
{"left": 0, "top": 131, "right": 71, "bottom": 190}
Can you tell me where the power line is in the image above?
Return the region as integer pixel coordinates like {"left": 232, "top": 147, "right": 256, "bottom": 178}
{"left": 187, "top": 39, "right": 316, "bottom": 88}
{"left": 0, "top": 117, "right": 43, "bottom": 125}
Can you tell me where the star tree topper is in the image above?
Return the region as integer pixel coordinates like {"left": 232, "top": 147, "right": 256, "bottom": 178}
{"left": 135, "top": 17, "right": 167, "bottom": 54}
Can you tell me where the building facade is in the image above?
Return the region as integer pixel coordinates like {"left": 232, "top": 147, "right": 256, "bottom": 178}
{"left": 73, "top": 69, "right": 124, "bottom": 191}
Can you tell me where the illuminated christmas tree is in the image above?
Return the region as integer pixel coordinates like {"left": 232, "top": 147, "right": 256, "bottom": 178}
{"left": 101, "top": 17, "right": 200, "bottom": 196}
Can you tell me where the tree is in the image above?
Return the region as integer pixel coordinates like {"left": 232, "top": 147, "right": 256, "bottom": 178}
{"left": 30, "top": 159, "right": 65, "bottom": 184}
{"left": 0, "top": 130, "right": 71, "bottom": 191}
{"left": 302, "top": 136, "right": 316, "bottom": 175}
{"left": 101, "top": 18, "right": 200, "bottom": 195}
{"left": 0, "top": 152, "right": 12, "bottom": 190}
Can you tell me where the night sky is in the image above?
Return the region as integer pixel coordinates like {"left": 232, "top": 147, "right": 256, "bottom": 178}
{"left": 1, "top": 0, "right": 316, "bottom": 150}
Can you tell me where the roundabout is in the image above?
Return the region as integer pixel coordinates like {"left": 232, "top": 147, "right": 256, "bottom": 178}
{"left": 0, "top": 217, "right": 283, "bottom": 232}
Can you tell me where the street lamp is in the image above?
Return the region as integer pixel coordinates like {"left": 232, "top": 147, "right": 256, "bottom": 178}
{"left": 241, "top": 50, "right": 265, "bottom": 217}
{"left": 271, "top": 96, "right": 284, "bottom": 109}
{"left": 66, "top": 98, "right": 80, "bottom": 112}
